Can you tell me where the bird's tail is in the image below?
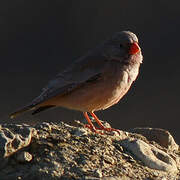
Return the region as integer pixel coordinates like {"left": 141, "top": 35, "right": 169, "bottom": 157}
{"left": 10, "top": 104, "right": 36, "bottom": 119}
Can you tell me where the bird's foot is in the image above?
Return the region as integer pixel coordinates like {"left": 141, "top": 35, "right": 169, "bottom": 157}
{"left": 83, "top": 112, "right": 120, "bottom": 135}
{"left": 97, "top": 126, "right": 121, "bottom": 135}
{"left": 84, "top": 124, "right": 120, "bottom": 135}
{"left": 84, "top": 124, "right": 104, "bottom": 135}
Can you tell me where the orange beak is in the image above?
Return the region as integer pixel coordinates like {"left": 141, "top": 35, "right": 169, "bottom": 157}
{"left": 129, "top": 42, "right": 140, "bottom": 55}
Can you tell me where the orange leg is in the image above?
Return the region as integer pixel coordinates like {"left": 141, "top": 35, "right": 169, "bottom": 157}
{"left": 83, "top": 112, "right": 103, "bottom": 134}
{"left": 90, "top": 112, "right": 120, "bottom": 133}
{"left": 83, "top": 112, "right": 95, "bottom": 130}
{"left": 83, "top": 111, "right": 120, "bottom": 134}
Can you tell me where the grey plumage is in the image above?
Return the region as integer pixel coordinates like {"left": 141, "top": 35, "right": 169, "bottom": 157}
{"left": 10, "top": 31, "right": 142, "bottom": 119}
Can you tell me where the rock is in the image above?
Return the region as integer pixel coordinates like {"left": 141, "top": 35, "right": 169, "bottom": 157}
{"left": 94, "top": 169, "right": 103, "bottom": 178}
{"left": 0, "top": 124, "right": 35, "bottom": 161}
{"left": 15, "top": 151, "right": 32, "bottom": 163}
{"left": 0, "top": 121, "right": 179, "bottom": 179}
{"left": 130, "top": 127, "right": 179, "bottom": 151}
{"left": 102, "top": 177, "right": 130, "bottom": 180}
{"left": 120, "top": 139, "right": 177, "bottom": 172}
{"left": 103, "top": 154, "right": 115, "bottom": 165}
{"left": 73, "top": 127, "right": 88, "bottom": 136}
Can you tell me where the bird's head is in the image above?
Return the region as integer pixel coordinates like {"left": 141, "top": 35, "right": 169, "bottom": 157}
{"left": 103, "top": 31, "right": 143, "bottom": 64}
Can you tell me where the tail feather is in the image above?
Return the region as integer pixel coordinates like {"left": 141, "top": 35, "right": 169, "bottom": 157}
{"left": 32, "top": 105, "right": 55, "bottom": 115}
{"left": 10, "top": 105, "right": 36, "bottom": 119}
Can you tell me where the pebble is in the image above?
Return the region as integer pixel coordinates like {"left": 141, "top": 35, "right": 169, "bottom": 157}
{"left": 94, "top": 169, "right": 103, "bottom": 178}
{"left": 16, "top": 151, "right": 32, "bottom": 163}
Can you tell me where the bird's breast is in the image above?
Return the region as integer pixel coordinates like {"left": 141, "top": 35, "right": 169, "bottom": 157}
{"left": 47, "top": 62, "right": 140, "bottom": 112}
{"left": 100, "top": 62, "right": 140, "bottom": 110}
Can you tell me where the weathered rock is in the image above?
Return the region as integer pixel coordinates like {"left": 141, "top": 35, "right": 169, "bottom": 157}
{"left": 120, "top": 139, "right": 177, "bottom": 172}
{"left": 0, "top": 124, "right": 35, "bottom": 161}
{"left": 130, "top": 127, "right": 179, "bottom": 151}
{"left": 0, "top": 121, "right": 179, "bottom": 179}
{"left": 91, "top": 176, "right": 130, "bottom": 180}
{"left": 15, "top": 151, "right": 32, "bottom": 163}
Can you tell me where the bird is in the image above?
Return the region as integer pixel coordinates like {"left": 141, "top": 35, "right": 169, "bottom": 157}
{"left": 10, "top": 31, "right": 143, "bottom": 134}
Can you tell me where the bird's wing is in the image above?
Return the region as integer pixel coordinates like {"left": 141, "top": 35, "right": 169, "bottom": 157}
{"left": 31, "top": 53, "right": 108, "bottom": 106}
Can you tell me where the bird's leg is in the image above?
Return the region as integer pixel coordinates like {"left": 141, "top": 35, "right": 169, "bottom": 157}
{"left": 83, "top": 112, "right": 95, "bottom": 130}
{"left": 89, "top": 112, "right": 105, "bottom": 129}
{"left": 90, "top": 112, "right": 120, "bottom": 133}
{"left": 83, "top": 112, "right": 104, "bottom": 134}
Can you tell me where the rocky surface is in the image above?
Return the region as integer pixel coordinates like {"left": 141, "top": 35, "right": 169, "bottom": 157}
{"left": 0, "top": 120, "right": 179, "bottom": 180}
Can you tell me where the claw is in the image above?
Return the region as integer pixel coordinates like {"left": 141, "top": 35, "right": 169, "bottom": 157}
{"left": 83, "top": 112, "right": 120, "bottom": 135}
{"left": 84, "top": 123, "right": 104, "bottom": 135}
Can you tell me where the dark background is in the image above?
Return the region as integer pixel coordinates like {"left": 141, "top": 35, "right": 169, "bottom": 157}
{"left": 1, "top": 1, "right": 180, "bottom": 143}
